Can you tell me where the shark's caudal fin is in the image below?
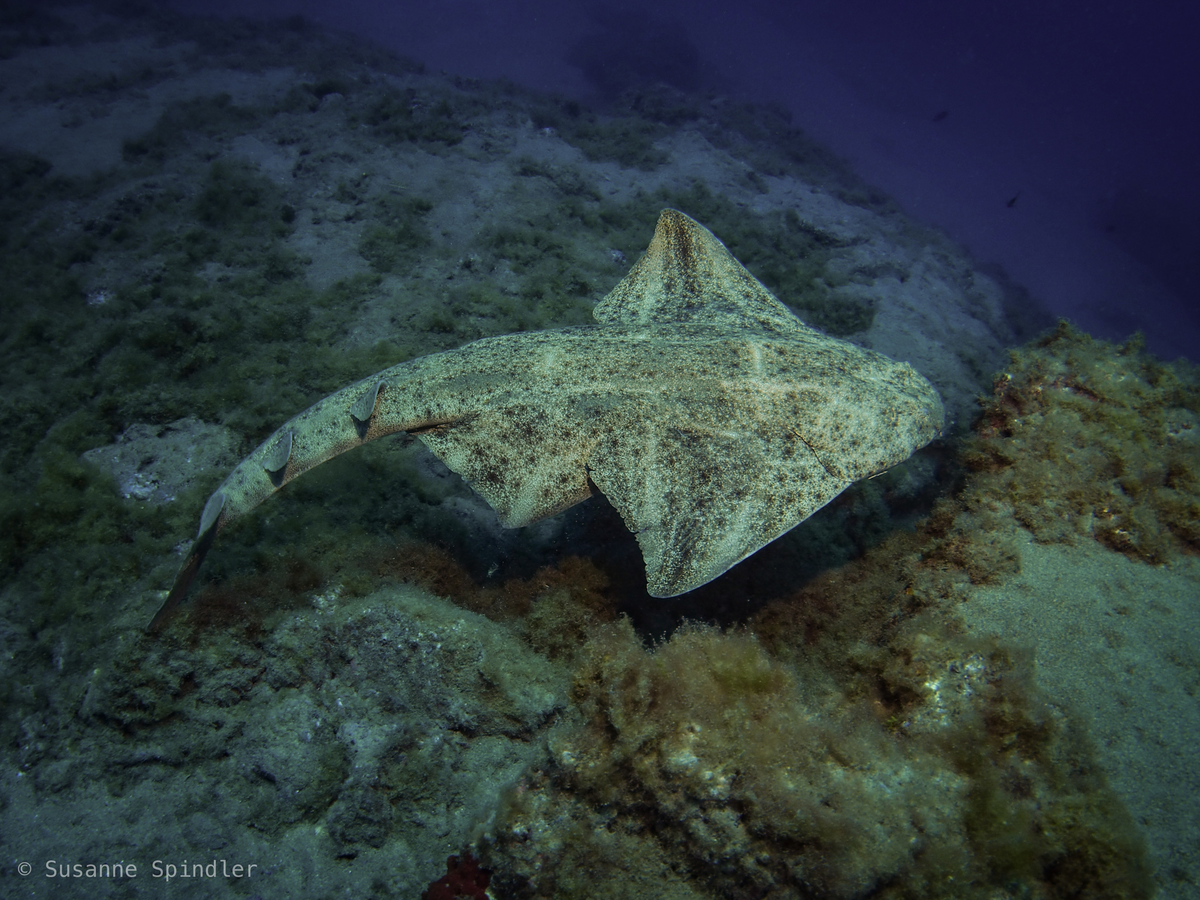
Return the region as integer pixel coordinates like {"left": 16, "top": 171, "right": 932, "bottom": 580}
{"left": 147, "top": 493, "right": 225, "bottom": 631}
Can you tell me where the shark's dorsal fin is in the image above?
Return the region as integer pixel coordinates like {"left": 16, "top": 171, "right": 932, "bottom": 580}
{"left": 594, "top": 209, "right": 810, "bottom": 335}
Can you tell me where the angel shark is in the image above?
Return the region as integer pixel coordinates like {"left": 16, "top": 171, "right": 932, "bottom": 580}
{"left": 149, "top": 209, "right": 943, "bottom": 629}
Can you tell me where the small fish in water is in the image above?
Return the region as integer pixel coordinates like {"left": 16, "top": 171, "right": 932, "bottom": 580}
{"left": 931, "top": 110, "right": 950, "bottom": 123}
{"left": 1007, "top": 192, "right": 1021, "bottom": 208}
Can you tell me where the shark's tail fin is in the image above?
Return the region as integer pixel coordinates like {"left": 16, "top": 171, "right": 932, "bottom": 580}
{"left": 147, "top": 492, "right": 225, "bottom": 631}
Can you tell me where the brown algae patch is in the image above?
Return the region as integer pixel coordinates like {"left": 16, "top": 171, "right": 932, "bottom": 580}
{"left": 491, "top": 617, "right": 1152, "bottom": 899}
{"left": 965, "top": 321, "right": 1200, "bottom": 562}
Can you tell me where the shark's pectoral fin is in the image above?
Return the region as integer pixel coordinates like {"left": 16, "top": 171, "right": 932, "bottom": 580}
{"left": 416, "top": 407, "right": 595, "bottom": 528}
{"left": 147, "top": 491, "right": 227, "bottom": 631}
{"left": 588, "top": 422, "right": 850, "bottom": 596}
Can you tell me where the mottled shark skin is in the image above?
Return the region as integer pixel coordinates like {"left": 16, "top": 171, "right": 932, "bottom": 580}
{"left": 148, "top": 209, "right": 944, "bottom": 630}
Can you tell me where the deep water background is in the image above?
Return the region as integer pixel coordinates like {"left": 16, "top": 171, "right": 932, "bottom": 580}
{"left": 162, "top": 0, "right": 1200, "bottom": 362}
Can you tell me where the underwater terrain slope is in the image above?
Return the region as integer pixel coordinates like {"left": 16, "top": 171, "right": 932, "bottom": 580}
{"left": 0, "top": 5, "right": 1197, "bottom": 899}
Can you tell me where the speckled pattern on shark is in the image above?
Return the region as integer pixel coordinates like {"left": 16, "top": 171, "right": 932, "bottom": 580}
{"left": 150, "top": 210, "right": 944, "bottom": 628}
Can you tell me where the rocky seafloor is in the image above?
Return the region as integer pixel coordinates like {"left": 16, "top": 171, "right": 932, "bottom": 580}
{"left": 1, "top": 4, "right": 1197, "bottom": 899}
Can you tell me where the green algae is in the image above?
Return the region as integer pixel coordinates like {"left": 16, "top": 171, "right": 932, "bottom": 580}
{"left": 512, "top": 156, "right": 603, "bottom": 200}
{"left": 122, "top": 92, "right": 263, "bottom": 165}
{"left": 528, "top": 86, "right": 866, "bottom": 187}
{"left": 279, "top": 77, "right": 355, "bottom": 114}
{"left": 0, "top": 141, "right": 422, "bottom": 638}
{"left": 358, "top": 193, "right": 433, "bottom": 273}
{"left": 539, "top": 108, "right": 671, "bottom": 171}
{"left": 193, "top": 159, "right": 294, "bottom": 236}
{"left": 0, "top": 449, "right": 196, "bottom": 631}
{"left": 354, "top": 86, "right": 468, "bottom": 148}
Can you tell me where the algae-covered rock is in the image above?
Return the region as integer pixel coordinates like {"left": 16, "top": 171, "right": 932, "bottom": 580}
{"left": 548, "top": 621, "right": 971, "bottom": 898}
{"left": 81, "top": 416, "right": 238, "bottom": 505}
{"left": 42, "top": 584, "right": 569, "bottom": 893}
{"left": 490, "top": 615, "right": 1153, "bottom": 900}
{"left": 967, "top": 322, "right": 1200, "bottom": 562}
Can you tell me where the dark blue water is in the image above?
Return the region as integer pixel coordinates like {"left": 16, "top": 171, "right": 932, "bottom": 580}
{"left": 165, "top": 0, "right": 1200, "bottom": 361}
